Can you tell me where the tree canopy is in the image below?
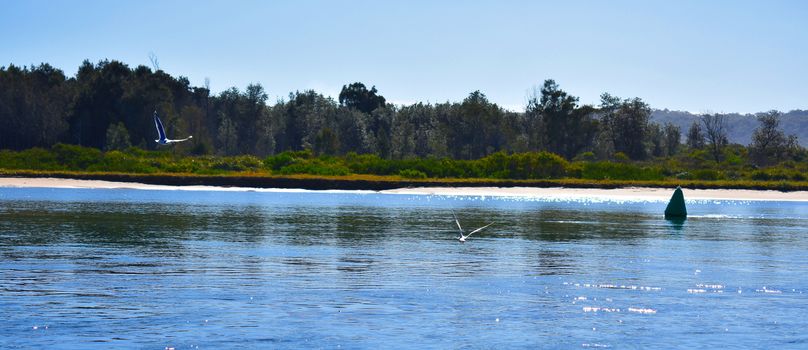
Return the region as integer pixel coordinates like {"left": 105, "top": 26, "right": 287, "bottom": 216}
{"left": 339, "top": 82, "right": 387, "bottom": 114}
{"left": 1, "top": 60, "right": 803, "bottom": 169}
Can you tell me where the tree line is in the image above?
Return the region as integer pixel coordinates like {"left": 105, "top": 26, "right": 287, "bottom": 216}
{"left": 0, "top": 60, "right": 803, "bottom": 168}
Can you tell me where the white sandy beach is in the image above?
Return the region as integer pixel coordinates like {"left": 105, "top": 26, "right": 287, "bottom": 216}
{"left": 0, "top": 177, "right": 303, "bottom": 193}
{"left": 1, "top": 176, "right": 806, "bottom": 201}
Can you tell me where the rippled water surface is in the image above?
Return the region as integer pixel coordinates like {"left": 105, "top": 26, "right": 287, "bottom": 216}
{"left": 1, "top": 187, "right": 807, "bottom": 349}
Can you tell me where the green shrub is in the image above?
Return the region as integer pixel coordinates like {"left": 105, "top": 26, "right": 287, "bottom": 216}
{"left": 723, "top": 152, "right": 743, "bottom": 166}
{"left": 581, "top": 161, "right": 663, "bottom": 180}
{"left": 2, "top": 142, "right": 804, "bottom": 185}
{"left": 565, "top": 162, "right": 584, "bottom": 178}
{"left": 86, "top": 150, "right": 158, "bottom": 173}
{"left": 211, "top": 155, "right": 262, "bottom": 172}
{"left": 478, "top": 151, "right": 568, "bottom": 179}
{"left": 748, "top": 168, "right": 803, "bottom": 182}
{"left": 398, "top": 169, "right": 427, "bottom": 179}
{"left": 680, "top": 149, "right": 712, "bottom": 168}
{"left": 613, "top": 152, "right": 630, "bottom": 163}
{"left": 750, "top": 170, "right": 770, "bottom": 181}
{"left": 573, "top": 151, "right": 596, "bottom": 162}
{"left": 264, "top": 150, "right": 312, "bottom": 170}
{"left": 689, "top": 169, "right": 725, "bottom": 181}
{"left": 346, "top": 153, "right": 395, "bottom": 175}
{"left": 52, "top": 143, "right": 102, "bottom": 170}
{"left": 264, "top": 153, "right": 295, "bottom": 170}
{"left": 766, "top": 168, "right": 796, "bottom": 181}
{"left": 161, "top": 157, "right": 204, "bottom": 173}
{"left": 527, "top": 152, "right": 568, "bottom": 178}
{"left": 0, "top": 148, "right": 61, "bottom": 170}
{"left": 124, "top": 147, "right": 166, "bottom": 158}
{"left": 675, "top": 171, "right": 692, "bottom": 180}
{"left": 277, "top": 160, "right": 350, "bottom": 176}
{"left": 724, "top": 170, "right": 742, "bottom": 180}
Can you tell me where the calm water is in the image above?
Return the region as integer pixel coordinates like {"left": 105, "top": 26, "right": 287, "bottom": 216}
{"left": 1, "top": 187, "right": 807, "bottom": 349}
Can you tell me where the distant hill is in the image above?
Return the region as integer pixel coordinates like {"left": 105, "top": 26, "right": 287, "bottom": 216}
{"left": 651, "top": 109, "right": 808, "bottom": 147}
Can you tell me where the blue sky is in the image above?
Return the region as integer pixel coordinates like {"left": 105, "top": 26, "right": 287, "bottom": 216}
{"left": 2, "top": 0, "right": 806, "bottom": 113}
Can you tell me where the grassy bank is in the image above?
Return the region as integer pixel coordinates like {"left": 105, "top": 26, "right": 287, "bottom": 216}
{"left": 1, "top": 144, "right": 806, "bottom": 191}
{"left": 2, "top": 169, "right": 807, "bottom": 192}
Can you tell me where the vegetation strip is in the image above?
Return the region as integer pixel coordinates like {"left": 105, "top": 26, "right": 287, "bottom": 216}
{"left": 2, "top": 61, "right": 805, "bottom": 193}
{"left": 2, "top": 170, "right": 806, "bottom": 192}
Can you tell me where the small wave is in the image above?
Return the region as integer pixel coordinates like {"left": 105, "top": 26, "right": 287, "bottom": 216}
{"left": 687, "top": 214, "right": 744, "bottom": 219}
{"left": 582, "top": 306, "right": 620, "bottom": 313}
{"left": 628, "top": 307, "right": 657, "bottom": 314}
{"left": 582, "top": 343, "right": 611, "bottom": 348}
{"left": 689, "top": 284, "right": 725, "bottom": 293}
{"left": 756, "top": 287, "right": 783, "bottom": 294}
{"left": 573, "top": 283, "right": 661, "bottom": 291}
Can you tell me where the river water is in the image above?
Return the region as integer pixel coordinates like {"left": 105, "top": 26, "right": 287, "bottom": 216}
{"left": 1, "top": 187, "right": 806, "bottom": 349}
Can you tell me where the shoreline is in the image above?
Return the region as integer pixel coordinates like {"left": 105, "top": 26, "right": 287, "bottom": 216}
{"left": 2, "top": 176, "right": 806, "bottom": 201}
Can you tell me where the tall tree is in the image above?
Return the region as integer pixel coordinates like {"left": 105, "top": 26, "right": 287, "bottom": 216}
{"left": 597, "top": 93, "right": 621, "bottom": 150}
{"left": 647, "top": 122, "right": 665, "bottom": 157}
{"left": 392, "top": 102, "right": 447, "bottom": 158}
{"left": 539, "top": 80, "right": 575, "bottom": 157}
{"left": 243, "top": 83, "right": 269, "bottom": 154}
{"left": 701, "top": 113, "right": 728, "bottom": 162}
{"left": 338, "top": 82, "right": 387, "bottom": 114}
{"left": 749, "top": 110, "right": 798, "bottom": 166}
{"left": 446, "top": 91, "right": 506, "bottom": 159}
{"left": 524, "top": 87, "right": 547, "bottom": 152}
{"left": 612, "top": 97, "right": 651, "bottom": 160}
{"left": 69, "top": 60, "right": 132, "bottom": 148}
{"left": 686, "top": 121, "right": 705, "bottom": 149}
{"left": 277, "top": 90, "right": 338, "bottom": 151}
{"left": 313, "top": 127, "right": 339, "bottom": 155}
{"left": 369, "top": 106, "right": 395, "bottom": 158}
{"left": 254, "top": 106, "right": 276, "bottom": 157}
{"left": 535, "top": 80, "right": 593, "bottom": 159}
{"left": 0, "top": 64, "right": 72, "bottom": 149}
{"left": 336, "top": 108, "right": 373, "bottom": 154}
{"left": 662, "top": 122, "right": 681, "bottom": 156}
{"left": 217, "top": 112, "right": 238, "bottom": 156}
{"left": 104, "top": 122, "right": 131, "bottom": 151}
{"left": 592, "top": 93, "right": 622, "bottom": 159}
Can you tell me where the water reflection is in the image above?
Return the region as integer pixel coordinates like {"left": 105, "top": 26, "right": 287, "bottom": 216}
{"left": 534, "top": 248, "right": 577, "bottom": 275}
{"left": 665, "top": 217, "right": 686, "bottom": 231}
{"left": 1, "top": 188, "right": 807, "bottom": 348}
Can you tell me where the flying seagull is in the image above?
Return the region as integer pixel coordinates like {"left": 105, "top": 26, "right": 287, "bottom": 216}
{"left": 452, "top": 210, "right": 495, "bottom": 243}
{"left": 154, "top": 111, "right": 193, "bottom": 145}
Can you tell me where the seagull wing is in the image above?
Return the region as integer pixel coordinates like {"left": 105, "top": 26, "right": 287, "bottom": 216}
{"left": 452, "top": 210, "right": 463, "bottom": 234}
{"left": 466, "top": 222, "right": 495, "bottom": 237}
{"left": 153, "top": 111, "right": 167, "bottom": 141}
{"left": 168, "top": 136, "right": 193, "bottom": 143}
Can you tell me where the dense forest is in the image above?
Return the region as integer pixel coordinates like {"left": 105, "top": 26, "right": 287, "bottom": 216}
{"left": 1, "top": 60, "right": 805, "bottom": 175}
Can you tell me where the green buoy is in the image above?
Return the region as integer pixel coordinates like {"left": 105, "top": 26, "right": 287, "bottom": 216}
{"left": 664, "top": 186, "right": 687, "bottom": 218}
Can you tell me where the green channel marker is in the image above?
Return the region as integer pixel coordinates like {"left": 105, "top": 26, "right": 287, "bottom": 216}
{"left": 664, "top": 186, "right": 687, "bottom": 218}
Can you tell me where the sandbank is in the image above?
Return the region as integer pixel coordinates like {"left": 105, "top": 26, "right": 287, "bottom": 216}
{"left": 1, "top": 176, "right": 806, "bottom": 201}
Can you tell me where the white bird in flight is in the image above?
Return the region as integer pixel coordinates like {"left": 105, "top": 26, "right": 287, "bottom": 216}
{"left": 154, "top": 111, "right": 193, "bottom": 145}
{"left": 452, "top": 210, "right": 495, "bottom": 243}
